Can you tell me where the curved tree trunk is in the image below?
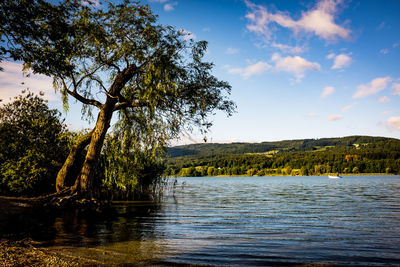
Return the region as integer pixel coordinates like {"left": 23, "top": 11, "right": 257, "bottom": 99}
{"left": 56, "top": 130, "right": 93, "bottom": 192}
{"left": 68, "top": 65, "right": 139, "bottom": 198}
{"left": 72, "top": 99, "right": 117, "bottom": 197}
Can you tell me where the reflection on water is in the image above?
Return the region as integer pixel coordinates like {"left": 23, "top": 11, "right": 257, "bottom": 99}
{"left": 1, "top": 175, "right": 400, "bottom": 266}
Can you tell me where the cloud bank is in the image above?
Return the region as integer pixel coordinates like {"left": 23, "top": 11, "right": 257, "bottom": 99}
{"left": 245, "top": 0, "right": 350, "bottom": 42}
{"left": 227, "top": 53, "right": 320, "bottom": 80}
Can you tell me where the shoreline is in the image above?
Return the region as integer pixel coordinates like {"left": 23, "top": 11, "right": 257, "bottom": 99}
{"left": 168, "top": 173, "right": 395, "bottom": 178}
{"left": 0, "top": 239, "right": 93, "bottom": 266}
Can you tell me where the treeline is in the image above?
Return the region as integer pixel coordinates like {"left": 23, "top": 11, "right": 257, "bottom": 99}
{"left": 166, "top": 139, "right": 400, "bottom": 176}
{"left": 168, "top": 136, "right": 398, "bottom": 157}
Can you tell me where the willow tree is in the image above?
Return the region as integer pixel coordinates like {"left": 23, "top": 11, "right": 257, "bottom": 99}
{"left": 1, "top": 0, "right": 235, "bottom": 197}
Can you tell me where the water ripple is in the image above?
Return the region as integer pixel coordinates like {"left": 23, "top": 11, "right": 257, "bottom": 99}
{"left": 159, "top": 176, "right": 400, "bottom": 266}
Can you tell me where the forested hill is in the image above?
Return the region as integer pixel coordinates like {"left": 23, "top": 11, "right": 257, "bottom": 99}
{"left": 168, "top": 136, "right": 399, "bottom": 158}
{"left": 166, "top": 136, "right": 400, "bottom": 176}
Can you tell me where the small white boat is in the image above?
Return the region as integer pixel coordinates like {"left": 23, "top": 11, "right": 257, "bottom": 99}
{"left": 328, "top": 175, "right": 342, "bottom": 179}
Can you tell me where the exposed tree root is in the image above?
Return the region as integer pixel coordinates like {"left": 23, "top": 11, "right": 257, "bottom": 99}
{"left": 0, "top": 189, "right": 111, "bottom": 215}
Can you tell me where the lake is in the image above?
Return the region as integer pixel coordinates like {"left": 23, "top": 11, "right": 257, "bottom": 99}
{"left": 2, "top": 175, "right": 400, "bottom": 266}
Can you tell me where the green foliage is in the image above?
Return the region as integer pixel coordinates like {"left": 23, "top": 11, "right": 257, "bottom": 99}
{"left": 0, "top": 91, "right": 69, "bottom": 196}
{"left": 0, "top": 0, "right": 80, "bottom": 75}
{"left": 97, "top": 134, "right": 166, "bottom": 200}
{"left": 166, "top": 136, "right": 400, "bottom": 177}
{"left": 2, "top": 0, "right": 235, "bottom": 197}
{"left": 1, "top": 0, "right": 235, "bottom": 131}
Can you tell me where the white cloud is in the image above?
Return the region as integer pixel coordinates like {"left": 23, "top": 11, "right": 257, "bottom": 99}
{"left": 326, "top": 53, "right": 335, "bottom": 59}
{"left": 225, "top": 47, "right": 239, "bottom": 55}
{"left": 392, "top": 83, "right": 400, "bottom": 95}
{"left": 271, "top": 43, "right": 304, "bottom": 54}
{"left": 81, "top": 0, "right": 100, "bottom": 7}
{"left": 327, "top": 53, "right": 351, "bottom": 69}
{"left": 164, "top": 2, "right": 177, "bottom": 11}
{"left": 149, "top": 0, "right": 177, "bottom": 12}
{"left": 0, "top": 61, "right": 57, "bottom": 104}
{"left": 353, "top": 76, "right": 391, "bottom": 98}
{"left": 271, "top": 53, "right": 321, "bottom": 80}
{"left": 327, "top": 114, "right": 343, "bottom": 121}
{"left": 342, "top": 103, "right": 356, "bottom": 112}
{"left": 380, "top": 48, "right": 389, "bottom": 55}
{"left": 393, "top": 43, "right": 400, "bottom": 48}
{"left": 321, "top": 86, "right": 334, "bottom": 98}
{"left": 244, "top": 0, "right": 350, "bottom": 42}
{"left": 378, "top": 96, "right": 390, "bottom": 103}
{"left": 381, "top": 111, "right": 392, "bottom": 115}
{"left": 227, "top": 61, "right": 271, "bottom": 79}
{"left": 386, "top": 117, "right": 400, "bottom": 131}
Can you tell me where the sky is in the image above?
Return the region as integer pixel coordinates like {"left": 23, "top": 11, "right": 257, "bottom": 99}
{"left": 1, "top": 0, "right": 400, "bottom": 145}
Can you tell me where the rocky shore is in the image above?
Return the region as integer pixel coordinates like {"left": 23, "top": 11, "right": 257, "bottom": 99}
{"left": 0, "top": 195, "right": 113, "bottom": 266}
{"left": 0, "top": 239, "right": 92, "bottom": 266}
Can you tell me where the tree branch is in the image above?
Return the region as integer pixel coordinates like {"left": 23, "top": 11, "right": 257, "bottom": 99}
{"left": 108, "top": 63, "right": 140, "bottom": 96}
{"left": 66, "top": 88, "right": 103, "bottom": 108}
{"left": 113, "top": 93, "right": 143, "bottom": 111}
{"left": 60, "top": 78, "right": 103, "bottom": 108}
{"left": 75, "top": 65, "right": 103, "bottom": 89}
{"left": 92, "top": 76, "right": 108, "bottom": 93}
{"left": 113, "top": 102, "right": 132, "bottom": 111}
{"left": 97, "top": 49, "right": 121, "bottom": 72}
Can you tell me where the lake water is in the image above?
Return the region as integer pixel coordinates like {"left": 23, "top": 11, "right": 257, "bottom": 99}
{"left": 2, "top": 175, "right": 400, "bottom": 266}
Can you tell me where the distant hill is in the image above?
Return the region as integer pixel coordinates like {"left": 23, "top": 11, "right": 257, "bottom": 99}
{"left": 168, "top": 135, "right": 399, "bottom": 158}
{"left": 166, "top": 136, "right": 400, "bottom": 176}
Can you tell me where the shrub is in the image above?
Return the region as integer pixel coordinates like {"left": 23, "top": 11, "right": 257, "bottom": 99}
{"left": 0, "top": 91, "right": 69, "bottom": 196}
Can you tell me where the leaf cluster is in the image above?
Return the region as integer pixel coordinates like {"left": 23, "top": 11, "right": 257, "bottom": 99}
{"left": 96, "top": 133, "right": 166, "bottom": 200}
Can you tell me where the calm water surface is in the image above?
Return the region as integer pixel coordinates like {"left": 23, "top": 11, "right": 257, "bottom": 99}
{"left": 2, "top": 175, "right": 400, "bottom": 266}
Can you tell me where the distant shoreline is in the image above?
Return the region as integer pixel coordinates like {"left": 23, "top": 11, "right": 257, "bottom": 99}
{"left": 167, "top": 173, "right": 395, "bottom": 178}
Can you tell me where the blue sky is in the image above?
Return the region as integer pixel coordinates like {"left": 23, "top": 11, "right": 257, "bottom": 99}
{"left": 1, "top": 0, "right": 400, "bottom": 144}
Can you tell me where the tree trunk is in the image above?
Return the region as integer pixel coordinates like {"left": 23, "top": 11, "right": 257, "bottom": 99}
{"left": 67, "top": 65, "right": 139, "bottom": 197}
{"left": 55, "top": 130, "right": 93, "bottom": 192}
{"left": 72, "top": 98, "right": 117, "bottom": 197}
